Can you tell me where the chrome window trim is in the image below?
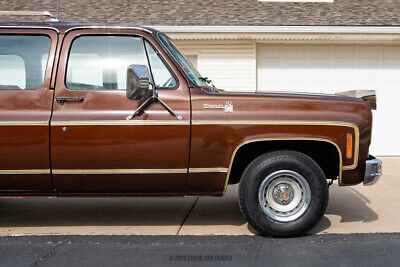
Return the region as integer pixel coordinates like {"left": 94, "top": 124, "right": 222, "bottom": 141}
{"left": 64, "top": 26, "right": 152, "bottom": 34}
{"left": 0, "top": 26, "right": 59, "bottom": 33}
{"left": 0, "top": 25, "right": 152, "bottom": 34}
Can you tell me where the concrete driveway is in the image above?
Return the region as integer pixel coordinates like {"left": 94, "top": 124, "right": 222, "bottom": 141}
{"left": 0, "top": 157, "right": 398, "bottom": 236}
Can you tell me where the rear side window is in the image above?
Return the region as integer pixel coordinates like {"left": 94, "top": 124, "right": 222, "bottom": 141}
{"left": 0, "top": 35, "right": 51, "bottom": 90}
{"left": 66, "top": 36, "right": 149, "bottom": 90}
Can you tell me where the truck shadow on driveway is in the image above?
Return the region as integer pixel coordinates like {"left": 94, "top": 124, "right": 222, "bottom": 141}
{"left": 310, "top": 186, "right": 379, "bottom": 234}
{"left": 0, "top": 185, "right": 378, "bottom": 235}
{"left": 0, "top": 197, "right": 198, "bottom": 227}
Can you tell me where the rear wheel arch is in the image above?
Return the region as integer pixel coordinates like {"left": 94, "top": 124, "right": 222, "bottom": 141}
{"left": 225, "top": 138, "right": 342, "bottom": 189}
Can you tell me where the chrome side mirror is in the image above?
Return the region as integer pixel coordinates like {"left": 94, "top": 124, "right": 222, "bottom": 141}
{"left": 125, "top": 64, "right": 182, "bottom": 121}
{"left": 126, "top": 64, "right": 150, "bottom": 100}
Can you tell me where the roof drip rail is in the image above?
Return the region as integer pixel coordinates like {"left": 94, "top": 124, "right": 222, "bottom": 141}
{"left": 0, "top": 11, "right": 59, "bottom": 22}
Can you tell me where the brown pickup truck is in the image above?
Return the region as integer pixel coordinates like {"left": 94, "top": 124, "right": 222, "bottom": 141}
{"left": 0, "top": 21, "right": 382, "bottom": 237}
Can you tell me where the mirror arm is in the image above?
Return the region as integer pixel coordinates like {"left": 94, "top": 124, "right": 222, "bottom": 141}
{"left": 157, "top": 98, "right": 183, "bottom": 120}
{"left": 126, "top": 88, "right": 183, "bottom": 121}
{"left": 125, "top": 95, "right": 156, "bottom": 120}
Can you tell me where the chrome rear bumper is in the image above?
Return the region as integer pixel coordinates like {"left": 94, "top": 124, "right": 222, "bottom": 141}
{"left": 363, "top": 156, "right": 383, "bottom": 186}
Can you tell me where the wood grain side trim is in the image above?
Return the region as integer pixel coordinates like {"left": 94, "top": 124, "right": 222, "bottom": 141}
{"left": 189, "top": 168, "right": 228, "bottom": 173}
{"left": 53, "top": 169, "right": 188, "bottom": 175}
{"left": 51, "top": 120, "right": 190, "bottom": 126}
{"left": 0, "top": 122, "right": 48, "bottom": 126}
{"left": 192, "top": 120, "right": 358, "bottom": 170}
{"left": 0, "top": 169, "right": 51, "bottom": 175}
{"left": 53, "top": 168, "right": 228, "bottom": 175}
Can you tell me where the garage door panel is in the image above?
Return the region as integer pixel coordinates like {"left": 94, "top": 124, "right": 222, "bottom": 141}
{"left": 283, "top": 46, "right": 306, "bottom": 58}
{"left": 257, "top": 46, "right": 280, "bottom": 59}
{"left": 306, "top": 58, "right": 331, "bottom": 66}
{"left": 382, "top": 61, "right": 400, "bottom": 70}
{"left": 358, "top": 47, "right": 380, "bottom": 59}
{"left": 258, "top": 59, "right": 281, "bottom": 68}
{"left": 333, "top": 46, "right": 355, "bottom": 59}
{"left": 257, "top": 44, "right": 399, "bottom": 156}
{"left": 332, "top": 60, "right": 355, "bottom": 68}
{"left": 383, "top": 48, "right": 400, "bottom": 60}
{"left": 309, "top": 46, "right": 330, "bottom": 58}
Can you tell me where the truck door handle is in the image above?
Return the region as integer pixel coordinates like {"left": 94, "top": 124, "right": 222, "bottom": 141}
{"left": 56, "top": 97, "right": 85, "bottom": 105}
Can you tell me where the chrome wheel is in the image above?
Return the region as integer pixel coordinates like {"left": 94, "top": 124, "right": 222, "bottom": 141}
{"left": 258, "top": 170, "right": 311, "bottom": 222}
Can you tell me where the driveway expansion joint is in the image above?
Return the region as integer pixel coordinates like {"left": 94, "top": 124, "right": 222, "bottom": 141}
{"left": 32, "top": 243, "right": 64, "bottom": 266}
{"left": 177, "top": 197, "right": 199, "bottom": 235}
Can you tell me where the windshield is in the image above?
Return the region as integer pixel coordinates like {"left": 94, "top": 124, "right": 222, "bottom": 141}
{"left": 158, "top": 33, "right": 208, "bottom": 87}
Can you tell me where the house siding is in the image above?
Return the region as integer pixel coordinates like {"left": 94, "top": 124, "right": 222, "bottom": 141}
{"left": 175, "top": 40, "right": 256, "bottom": 92}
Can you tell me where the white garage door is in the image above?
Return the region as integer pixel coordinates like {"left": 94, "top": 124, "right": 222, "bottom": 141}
{"left": 257, "top": 44, "right": 400, "bottom": 156}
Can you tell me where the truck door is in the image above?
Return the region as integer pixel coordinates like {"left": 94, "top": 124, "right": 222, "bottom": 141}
{"left": 0, "top": 28, "right": 57, "bottom": 192}
{"left": 50, "top": 29, "right": 190, "bottom": 194}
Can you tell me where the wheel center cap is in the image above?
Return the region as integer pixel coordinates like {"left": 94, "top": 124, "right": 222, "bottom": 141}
{"left": 280, "top": 192, "right": 289, "bottom": 200}
{"left": 272, "top": 183, "right": 295, "bottom": 205}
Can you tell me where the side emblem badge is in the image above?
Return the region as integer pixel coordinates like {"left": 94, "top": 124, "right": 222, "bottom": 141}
{"left": 203, "top": 101, "right": 233, "bottom": 113}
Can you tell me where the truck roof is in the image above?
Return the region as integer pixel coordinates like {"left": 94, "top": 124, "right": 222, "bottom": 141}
{"left": 0, "top": 21, "right": 157, "bottom": 34}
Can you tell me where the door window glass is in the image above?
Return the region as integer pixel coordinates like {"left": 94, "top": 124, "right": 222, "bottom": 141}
{"left": 66, "top": 36, "right": 148, "bottom": 90}
{"left": 0, "top": 35, "right": 51, "bottom": 90}
{"left": 145, "top": 41, "right": 177, "bottom": 89}
{"left": 158, "top": 33, "right": 207, "bottom": 87}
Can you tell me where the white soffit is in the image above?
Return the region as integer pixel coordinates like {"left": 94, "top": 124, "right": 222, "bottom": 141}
{"left": 149, "top": 26, "right": 400, "bottom": 42}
